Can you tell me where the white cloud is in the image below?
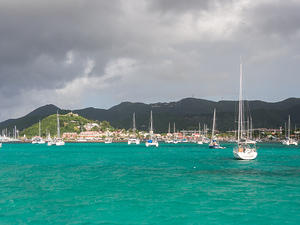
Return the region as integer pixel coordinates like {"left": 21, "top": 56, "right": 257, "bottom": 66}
{"left": 55, "top": 57, "right": 138, "bottom": 106}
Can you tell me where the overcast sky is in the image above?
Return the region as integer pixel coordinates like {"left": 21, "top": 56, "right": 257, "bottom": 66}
{"left": 0, "top": 0, "right": 300, "bottom": 120}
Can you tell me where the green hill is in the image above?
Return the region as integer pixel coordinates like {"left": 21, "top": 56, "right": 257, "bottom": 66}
{"left": 2, "top": 98, "right": 300, "bottom": 133}
{"left": 20, "top": 113, "right": 113, "bottom": 138}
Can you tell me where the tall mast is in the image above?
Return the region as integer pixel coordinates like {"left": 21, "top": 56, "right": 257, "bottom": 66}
{"left": 149, "top": 110, "right": 153, "bottom": 135}
{"left": 288, "top": 115, "right": 291, "bottom": 139}
{"left": 173, "top": 122, "right": 176, "bottom": 134}
{"left": 238, "top": 58, "right": 244, "bottom": 143}
{"left": 132, "top": 112, "right": 136, "bottom": 132}
{"left": 14, "top": 125, "right": 17, "bottom": 139}
{"left": 57, "top": 111, "right": 60, "bottom": 138}
{"left": 285, "top": 122, "right": 287, "bottom": 138}
{"left": 211, "top": 108, "right": 216, "bottom": 141}
{"left": 39, "top": 120, "right": 41, "bottom": 137}
{"left": 168, "top": 122, "right": 170, "bottom": 133}
{"left": 247, "top": 117, "right": 250, "bottom": 139}
{"left": 250, "top": 116, "right": 253, "bottom": 139}
{"left": 199, "top": 123, "right": 201, "bottom": 135}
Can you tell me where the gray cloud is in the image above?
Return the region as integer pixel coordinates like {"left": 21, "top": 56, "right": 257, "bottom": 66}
{"left": 148, "top": 0, "right": 212, "bottom": 13}
{"left": 0, "top": 0, "right": 300, "bottom": 121}
{"left": 247, "top": 1, "right": 300, "bottom": 38}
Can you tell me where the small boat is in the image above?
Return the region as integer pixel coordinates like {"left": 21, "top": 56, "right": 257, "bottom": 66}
{"left": 172, "top": 122, "right": 179, "bottom": 144}
{"left": 145, "top": 110, "right": 159, "bottom": 147}
{"left": 47, "top": 141, "right": 54, "bottom": 146}
{"left": 32, "top": 136, "right": 45, "bottom": 144}
{"left": 182, "top": 138, "right": 188, "bottom": 143}
{"left": 282, "top": 115, "right": 298, "bottom": 146}
{"left": 209, "top": 139, "right": 225, "bottom": 149}
{"left": 197, "top": 140, "right": 203, "bottom": 145}
{"left": 37, "top": 139, "right": 46, "bottom": 144}
{"left": 245, "top": 117, "right": 256, "bottom": 144}
{"left": 128, "top": 112, "right": 140, "bottom": 145}
{"left": 173, "top": 139, "right": 179, "bottom": 144}
{"left": 165, "top": 122, "right": 173, "bottom": 143}
{"left": 55, "top": 111, "right": 65, "bottom": 146}
{"left": 209, "top": 109, "right": 225, "bottom": 149}
{"left": 165, "top": 140, "right": 173, "bottom": 143}
{"left": 128, "top": 138, "right": 140, "bottom": 145}
{"left": 202, "top": 124, "right": 210, "bottom": 144}
{"left": 46, "top": 132, "right": 55, "bottom": 146}
{"left": 197, "top": 123, "right": 204, "bottom": 145}
{"left": 245, "top": 139, "right": 256, "bottom": 144}
{"left": 55, "top": 139, "right": 65, "bottom": 146}
{"left": 233, "top": 60, "right": 257, "bottom": 160}
{"left": 104, "top": 138, "right": 113, "bottom": 144}
{"left": 146, "top": 139, "right": 159, "bottom": 147}
{"left": 32, "top": 120, "right": 46, "bottom": 144}
{"left": 38, "top": 121, "right": 45, "bottom": 144}
{"left": 282, "top": 139, "right": 298, "bottom": 146}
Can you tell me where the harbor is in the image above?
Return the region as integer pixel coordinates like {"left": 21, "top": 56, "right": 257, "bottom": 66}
{"left": 0, "top": 142, "right": 299, "bottom": 224}
{"left": 1, "top": 0, "right": 300, "bottom": 224}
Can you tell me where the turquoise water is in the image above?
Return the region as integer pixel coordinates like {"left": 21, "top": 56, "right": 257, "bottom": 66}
{"left": 0, "top": 143, "right": 299, "bottom": 225}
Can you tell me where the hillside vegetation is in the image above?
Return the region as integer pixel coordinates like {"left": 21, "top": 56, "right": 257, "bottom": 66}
{"left": 1, "top": 98, "right": 300, "bottom": 133}
{"left": 20, "top": 113, "right": 113, "bottom": 138}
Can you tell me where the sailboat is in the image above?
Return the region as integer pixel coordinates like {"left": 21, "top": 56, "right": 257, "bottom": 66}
{"left": 47, "top": 131, "right": 55, "bottom": 146}
{"left": 32, "top": 120, "right": 45, "bottom": 144}
{"left": 209, "top": 109, "right": 225, "bottom": 149}
{"left": 282, "top": 115, "right": 298, "bottom": 146}
{"left": 145, "top": 110, "right": 159, "bottom": 147}
{"left": 128, "top": 112, "right": 140, "bottom": 145}
{"left": 165, "top": 122, "right": 173, "bottom": 143}
{"left": 0, "top": 131, "right": 2, "bottom": 147}
{"left": 246, "top": 116, "right": 256, "bottom": 144}
{"left": 104, "top": 137, "right": 113, "bottom": 144}
{"left": 37, "top": 120, "right": 45, "bottom": 144}
{"left": 172, "top": 122, "right": 179, "bottom": 144}
{"left": 233, "top": 60, "right": 257, "bottom": 160}
{"left": 197, "top": 123, "right": 203, "bottom": 145}
{"left": 55, "top": 111, "right": 65, "bottom": 146}
{"left": 202, "top": 124, "right": 210, "bottom": 144}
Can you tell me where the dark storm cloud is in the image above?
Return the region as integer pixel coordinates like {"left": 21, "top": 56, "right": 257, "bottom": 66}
{"left": 0, "top": 0, "right": 299, "bottom": 120}
{"left": 0, "top": 0, "right": 123, "bottom": 92}
{"left": 247, "top": 1, "right": 300, "bottom": 38}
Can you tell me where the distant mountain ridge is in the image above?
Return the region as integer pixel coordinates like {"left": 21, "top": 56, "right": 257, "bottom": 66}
{"left": 0, "top": 98, "right": 300, "bottom": 133}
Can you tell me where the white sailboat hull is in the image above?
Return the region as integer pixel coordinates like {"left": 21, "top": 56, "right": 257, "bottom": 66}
{"left": 145, "top": 141, "right": 159, "bottom": 147}
{"left": 233, "top": 147, "right": 257, "bottom": 160}
{"left": 245, "top": 139, "right": 256, "bottom": 144}
{"left": 104, "top": 139, "right": 112, "bottom": 144}
{"left": 128, "top": 139, "right": 140, "bottom": 145}
{"left": 55, "top": 140, "right": 65, "bottom": 146}
{"left": 47, "top": 141, "right": 54, "bottom": 146}
{"left": 282, "top": 139, "right": 298, "bottom": 146}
